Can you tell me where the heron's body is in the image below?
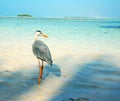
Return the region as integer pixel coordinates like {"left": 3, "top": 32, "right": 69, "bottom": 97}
{"left": 32, "top": 40, "right": 52, "bottom": 65}
{"left": 32, "top": 30, "right": 52, "bottom": 84}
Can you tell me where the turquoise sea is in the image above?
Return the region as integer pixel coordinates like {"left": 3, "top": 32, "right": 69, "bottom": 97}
{"left": 0, "top": 18, "right": 120, "bottom": 54}
{"left": 0, "top": 17, "right": 120, "bottom": 101}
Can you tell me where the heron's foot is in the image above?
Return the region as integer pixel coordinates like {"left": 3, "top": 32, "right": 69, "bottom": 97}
{"left": 38, "top": 78, "right": 42, "bottom": 84}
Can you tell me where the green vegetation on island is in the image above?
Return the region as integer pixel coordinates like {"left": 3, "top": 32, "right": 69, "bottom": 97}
{"left": 17, "top": 14, "right": 32, "bottom": 18}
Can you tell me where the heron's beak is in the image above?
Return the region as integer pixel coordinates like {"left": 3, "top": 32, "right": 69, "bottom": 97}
{"left": 41, "top": 33, "right": 48, "bottom": 38}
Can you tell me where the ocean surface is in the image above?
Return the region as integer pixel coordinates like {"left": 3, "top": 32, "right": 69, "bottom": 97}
{"left": 0, "top": 17, "right": 120, "bottom": 101}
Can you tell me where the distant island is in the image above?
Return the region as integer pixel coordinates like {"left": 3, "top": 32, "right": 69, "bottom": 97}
{"left": 17, "top": 14, "right": 32, "bottom": 18}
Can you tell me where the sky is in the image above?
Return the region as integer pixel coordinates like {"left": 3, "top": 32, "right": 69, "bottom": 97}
{"left": 0, "top": 0, "right": 120, "bottom": 18}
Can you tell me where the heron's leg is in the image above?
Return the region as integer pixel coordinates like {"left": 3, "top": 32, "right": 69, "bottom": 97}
{"left": 40, "top": 60, "right": 44, "bottom": 78}
{"left": 38, "top": 60, "right": 44, "bottom": 84}
{"left": 38, "top": 59, "right": 41, "bottom": 68}
{"left": 38, "top": 59, "right": 41, "bottom": 84}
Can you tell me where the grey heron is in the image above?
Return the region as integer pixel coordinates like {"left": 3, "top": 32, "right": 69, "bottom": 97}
{"left": 32, "top": 30, "right": 53, "bottom": 84}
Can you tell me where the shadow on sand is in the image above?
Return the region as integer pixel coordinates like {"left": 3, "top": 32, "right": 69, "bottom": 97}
{"left": 43, "top": 64, "right": 61, "bottom": 79}
{"left": 50, "top": 55, "right": 120, "bottom": 101}
{"left": 0, "top": 64, "right": 61, "bottom": 101}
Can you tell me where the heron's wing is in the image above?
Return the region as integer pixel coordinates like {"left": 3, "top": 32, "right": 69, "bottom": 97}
{"left": 33, "top": 40, "right": 52, "bottom": 64}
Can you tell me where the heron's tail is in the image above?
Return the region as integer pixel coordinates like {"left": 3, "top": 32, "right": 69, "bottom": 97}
{"left": 50, "top": 61, "right": 53, "bottom": 67}
{"left": 47, "top": 59, "right": 52, "bottom": 67}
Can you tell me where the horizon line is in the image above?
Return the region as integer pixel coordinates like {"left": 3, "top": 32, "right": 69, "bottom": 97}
{"left": 0, "top": 15, "right": 120, "bottom": 19}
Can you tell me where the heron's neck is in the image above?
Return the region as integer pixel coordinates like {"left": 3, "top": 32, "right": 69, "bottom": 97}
{"left": 34, "top": 34, "right": 39, "bottom": 40}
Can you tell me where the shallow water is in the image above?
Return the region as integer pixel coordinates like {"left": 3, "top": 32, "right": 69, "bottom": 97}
{"left": 0, "top": 17, "right": 120, "bottom": 101}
